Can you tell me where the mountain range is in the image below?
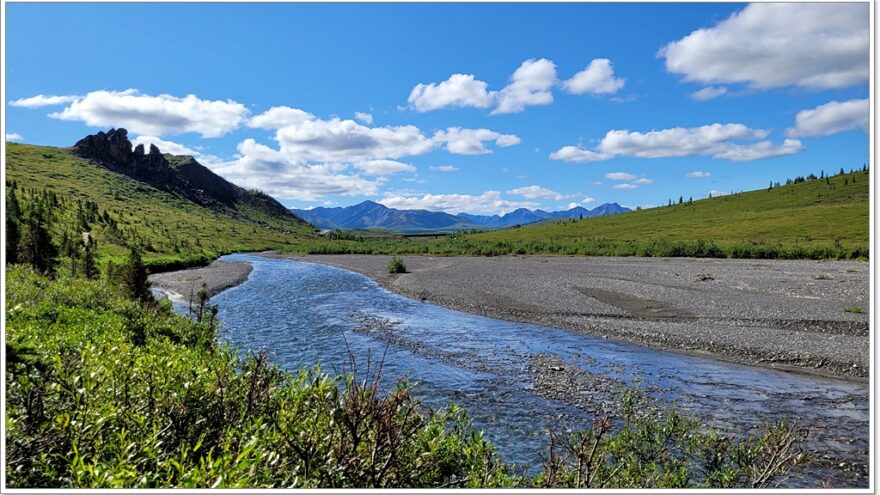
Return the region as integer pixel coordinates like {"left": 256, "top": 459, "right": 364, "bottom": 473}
{"left": 290, "top": 201, "right": 630, "bottom": 232}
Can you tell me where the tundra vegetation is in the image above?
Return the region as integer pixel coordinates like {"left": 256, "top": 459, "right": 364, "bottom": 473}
{"left": 5, "top": 178, "right": 810, "bottom": 488}
{"left": 5, "top": 141, "right": 858, "bottom": 488}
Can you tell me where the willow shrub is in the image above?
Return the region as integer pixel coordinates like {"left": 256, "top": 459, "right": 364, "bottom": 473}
{"left": 6, "top": 266, "right": 808, "bottom": 488}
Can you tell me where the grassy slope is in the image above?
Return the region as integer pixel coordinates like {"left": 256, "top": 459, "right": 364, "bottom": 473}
{"left": 6, "top": 143, "right": 317, "bottom": 266}
{"left": 470, "top": 171, "right": 869, "bottom": 249}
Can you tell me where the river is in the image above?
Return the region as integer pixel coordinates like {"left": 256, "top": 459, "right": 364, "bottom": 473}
{"left": 170, "top": 253, "right": 869, "bottom": 486}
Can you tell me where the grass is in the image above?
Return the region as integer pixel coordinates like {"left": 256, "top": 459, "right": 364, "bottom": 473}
{"left": 387, "top": 256, "right": 407, "bottom": 273}
{"left": 5, "top": 266, "right": 811, "bottom": 488}
{"left": 281, "top": 170, "right": 869, "bottom": 260}
{"left": 843, "top": 305, "right": 865, "bottom": 314}
{"left": 6, "top": 143, "right": 317, "bottom": 269}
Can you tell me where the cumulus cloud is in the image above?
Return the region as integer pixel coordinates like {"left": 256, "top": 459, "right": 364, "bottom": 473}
{"left": 548, "top": 146, "right": 611, "bottom": 163}
{"left": 248, "top": 106, "right": 315, "bottom": 129}
{"left": 354, "top": 159, "right": 416, "bottom": 175}
{"left": 567, "top": 197, "right": 596, "bottom": 209}
{"left": 271, "top": 116, "right": 435, "bottom": 162}
{"left": 493, "top": 58, "right": 558, "bottom": 115}
{"left": 507, "top": 185, "right": 569, "bottom": 201}
{"left": 429, "top": 165, "right": 459, "bottom": 172}
{"left": 605, "top": 172, "right": 636, "bottom": 181}
{"left": 354, "top": 112, "right": 374, "bottom": 125}
{"left": 9, "top": 94, "right": 78, "bottom": 108}
{"left": 407, "top": 73, "right": 494, "bottom": 112}
{"left": 5, "top": 132, "right": 24, "bottom": 142}
{"left": 552, "top": 124, "right": 802, "bottom": 163}
{"left": 690, "top": 86, "right": 727, "bottom": 101}
{"left": 686, "top": 171, "right": 710, "bottom": 178}
{"left": 613, "top": 183, "right": 638, "bottom": 190}
{"left": 379, "top": 190, "right": 538, "bottom": 215}
{"left": 49, "top": 89, "right": 249, "bottom": 138}
{"left": 786, "top": 98, "right": 869, "bottom": 138}
{"left": 209, "top": 107, "right": 446, "bottom": 201}
{"left": 631, "top": 177, "right": 653, "bottom": 185}
{"left": 210, "top": 139, "right": 385, "bottom": 201}
{"left": 432, "top": 127, "right": 521, "bottom": 155}
{"left": 562, "top": 58, "right": 625, "bottom": 95}
{"left": 660, "top": 3, "right": 868, "bottom": 90}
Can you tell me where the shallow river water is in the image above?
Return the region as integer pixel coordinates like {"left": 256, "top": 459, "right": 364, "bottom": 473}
{"left": 179, "top": 254, "right": 868, "bottom": 486}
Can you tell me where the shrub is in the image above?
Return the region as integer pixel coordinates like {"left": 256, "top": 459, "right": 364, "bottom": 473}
{"left": 387, "top": 256, "right": 407, "bottom": 274}
{"left": 5, "top": 267, "right": 812, "bottom": 489}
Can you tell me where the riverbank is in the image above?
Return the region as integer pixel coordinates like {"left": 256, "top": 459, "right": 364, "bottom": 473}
{"left": 275, "top": 254, "right": 869, "bottom": 382}
{"left": 148, "top": 260, "right": 253, "bottom": 301}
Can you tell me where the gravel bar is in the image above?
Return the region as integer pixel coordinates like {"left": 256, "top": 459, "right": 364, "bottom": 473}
{"left": 149, "top": 261, "right": 253, "bottom": 300}
{"left": 280, "top": 254, "right": 870, "bottom": 382}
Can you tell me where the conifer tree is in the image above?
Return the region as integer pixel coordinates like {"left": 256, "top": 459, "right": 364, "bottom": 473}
{"left": 20, "top": 205, "right": 58, "bottom": 277}
{"left": 121, "top": 244, "right": 151, "bottom": 302}
{"left": 5, "top": 187, "right": 22, "bottom": 264}
{"left": 81, "top": 234, "right": 98, "bottom": 280}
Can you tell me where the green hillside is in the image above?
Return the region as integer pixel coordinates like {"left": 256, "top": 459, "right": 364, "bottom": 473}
{"left": 283, "top": 169, "right": 869, "bottom": 259}
{"left": 472, "top": 170, "right": 869, "bottom": 248}
{"left": 6, "top": 142, "right": 316, "bottom": 269}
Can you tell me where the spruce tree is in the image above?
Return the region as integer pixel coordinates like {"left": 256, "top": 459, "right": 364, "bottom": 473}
{"left": 81, "top": 234, "right": 98, "bottom": 280}
{"left": 20, "top": 205, "right": 58, "bottom": 277}
{"left": 121, "top": 244, "right": 151, "bottom": 302}
{"left": 5, "top": 187, "right": 22, "bottom": 264}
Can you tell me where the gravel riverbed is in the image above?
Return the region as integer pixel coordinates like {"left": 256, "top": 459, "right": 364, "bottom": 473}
{"left": 277, "top": 254, "right": 870, "bottom": 382}
{"left": 149, "top": 260, "right": 253, "bottom": 301}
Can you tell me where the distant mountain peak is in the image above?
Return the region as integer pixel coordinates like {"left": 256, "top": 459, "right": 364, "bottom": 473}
{"left": 291, "top": 201, "right": 630, "bottom": 232}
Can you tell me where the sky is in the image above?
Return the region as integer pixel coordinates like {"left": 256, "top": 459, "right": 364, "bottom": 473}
{"left": 4, "top": 2, "right": 870, "bottom": 214}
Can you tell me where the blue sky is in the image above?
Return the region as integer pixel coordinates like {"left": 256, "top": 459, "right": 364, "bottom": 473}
{"left": 5, "top": 2, "right": 870, "bottom": 214}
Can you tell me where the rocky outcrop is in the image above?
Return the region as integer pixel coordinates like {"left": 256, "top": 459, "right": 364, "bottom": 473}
{"left": 71, "top": 128, "right": 305, "bottom": 225}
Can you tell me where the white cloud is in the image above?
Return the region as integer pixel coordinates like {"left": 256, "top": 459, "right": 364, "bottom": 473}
{"left": 631, "top": 177, "right": 653, "bottom": 185}
{"left": 9, "top": 94, "right": 78, "bottom": 108}
{"left": 354, "top": 159, "right": 416, "bottom": 175}
{"left": 354, "top": 112, "right": 374, "bottom": 125}
{"left": 493, "top": 58, "right": 558, "bottom": 115}
{"left": 690, "top": 86, "right": 727, "bottom": 101}
{"left": 380, "top": 191, "right": 538, "bottom": 215}
{"left": 5, "top": 133, "right": 24, "bottom": 142}
{"left": 660, "top": 3, "right": 868, "bottom": 90}
{"left": 567, "top": 196, "right": 596, "bottom": 209}
{"left": 407, "top": 58, "right": 559, "bottom": 115}
{"left": 432, "top": 127, "right": 521, "bottom": 155}
{"left": 407, "top": 74, "right": 494, "bottom": 112}
{"left": 552, "top": 124, "right": 803, "bottom": 163}
{"left": 605, "top": 172, "right": 636, "bottom": 181}
{"left": 597, "top": 124, "right": 767, "bottom": 158}
{"left": 686, "top": 171, "right": 710, "bottom": 178}
{"left": 562, "top": 58, "right": 625, "bottom": 95}
{"left": 707, "top": 189, "right": 728, "bottom": 198}
{"left": 507, "top": 185, "right": 569, "bottom": 200}
{"left": 429, "top": 165, "right": 459, "bottom": 172}
{"left": 613, "top": 183, "right": 638, "bottom": 190}
{"left": 786, "top": 98, "right": 869, "bottom": 138}
{"left": 248, "top": 106, "right": 315, "bottom": 129}
{"left": 210, "top": 139, "right": 385, "bottom": 201}
{"left": 208, "top": 108, "right": 443, "bottom": 201}
{"left": 49, "top": 89, "right": 249, "bottom": 138}
{"left": 548, "top": 145, "right": 611, "bottom": 163}
{"left": 711, "top": 139, "right": 803, "bottom": 162}
{"left": 273, "top": 116, "right": 435, "bottom": 162}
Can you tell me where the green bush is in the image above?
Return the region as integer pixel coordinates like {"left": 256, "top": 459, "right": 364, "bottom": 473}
{"left": 387, "top": 256, "right": 407, "bottom": 274}
{"left": 5, "top": 266, "right": 811, "bottom": 488}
